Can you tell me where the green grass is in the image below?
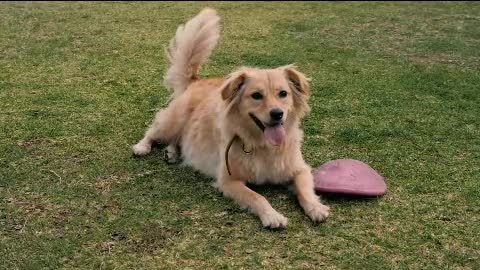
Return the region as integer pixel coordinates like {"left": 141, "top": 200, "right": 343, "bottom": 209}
{"left": 1, "top": 2, "right": 479, "bottom": 269}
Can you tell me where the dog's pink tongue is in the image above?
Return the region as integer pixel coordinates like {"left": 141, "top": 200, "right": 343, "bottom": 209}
{"left": 264, "top": 125, "right": 286, "bottom": 146}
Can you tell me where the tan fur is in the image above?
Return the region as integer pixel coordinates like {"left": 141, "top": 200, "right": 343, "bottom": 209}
{"left": 133, "top": 9, "right": 329, "bottom": 228}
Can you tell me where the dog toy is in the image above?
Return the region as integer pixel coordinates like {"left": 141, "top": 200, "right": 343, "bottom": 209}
{"left": 313, "top": 159, "right": 387, "bottom": 196}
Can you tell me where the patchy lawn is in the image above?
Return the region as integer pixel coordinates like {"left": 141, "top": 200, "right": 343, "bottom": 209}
{"left": 1, "top": 2, "right": 479, "bottom": 269}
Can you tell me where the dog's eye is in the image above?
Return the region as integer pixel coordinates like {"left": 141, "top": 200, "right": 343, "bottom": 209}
{"left": 251, "top": 92, "right": 263, "bottom": 100}
{"left": 279, "top": 90, "right": 288, "bottom": 98}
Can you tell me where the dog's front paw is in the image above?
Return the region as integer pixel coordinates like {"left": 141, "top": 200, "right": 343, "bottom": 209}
{"left": 132, "top": 142, "right": 151, "bottom": 156}
{"left": 305, "top": 202, "right": 330, "bottom": 223}
{"left": 260, "top": 209, "right": 288, "bottom": 229}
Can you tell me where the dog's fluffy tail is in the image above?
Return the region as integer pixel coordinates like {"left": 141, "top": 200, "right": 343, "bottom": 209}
{"left": 164, "top": 8, "right": 220, "bottom": 97}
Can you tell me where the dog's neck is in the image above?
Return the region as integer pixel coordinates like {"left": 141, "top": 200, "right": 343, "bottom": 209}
{"left": 225, "top": 134, "right": 253, "bottom": 176}
{"left": 224, "top": 127, "right": 293, "bottom": 176}
{"left": 222, "top": 112, "right": 303, "bottom": 176}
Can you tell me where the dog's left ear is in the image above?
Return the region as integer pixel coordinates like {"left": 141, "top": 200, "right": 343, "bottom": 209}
{"left": 282, "top": 65, "right": 311, "bottom": 117}
{"left": 283, "top": 65, "right": 311, "bottom": 97}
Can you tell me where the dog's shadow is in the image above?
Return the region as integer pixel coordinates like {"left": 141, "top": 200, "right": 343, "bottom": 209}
{"left": 132, "top": 143, "right": 382, "bottom": 221}
{"left": 319, "top": 193, "right": 383, "bottom": 204}
{"left": 249, "top": 183, "right": 382, "bottom": 205}
{"left": 133, "top": 143, "right": 386, "bottom": 203}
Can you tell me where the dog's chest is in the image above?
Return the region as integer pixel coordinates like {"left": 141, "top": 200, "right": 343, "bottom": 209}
{"left": 242, "top": 149, "right": 299, "bottom": 185}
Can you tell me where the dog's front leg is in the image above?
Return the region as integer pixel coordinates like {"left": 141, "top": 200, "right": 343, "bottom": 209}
{"left": 217, "top": 173, "right": 288, "bottom": 228}
{"left": 294, "top": 168, "right": 330, "bottom": 222}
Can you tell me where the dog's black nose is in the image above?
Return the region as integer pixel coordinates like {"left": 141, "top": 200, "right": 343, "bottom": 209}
{"left": 270, "top": 109, "right": 284, "bottom": 121}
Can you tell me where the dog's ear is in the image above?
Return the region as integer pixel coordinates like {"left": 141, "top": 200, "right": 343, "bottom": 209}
{"left": 220, "top": 71, "right": 247, "bottom": 102}
{"left": 282, "top": 65, "right": 311, "bottom": 117}
{"left": 283, "top": 65, "right": 311, "bottom": 97}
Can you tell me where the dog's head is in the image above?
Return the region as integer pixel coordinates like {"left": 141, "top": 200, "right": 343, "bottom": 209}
{"left": 220, "top": 65, "right": 311, "bottom": 146}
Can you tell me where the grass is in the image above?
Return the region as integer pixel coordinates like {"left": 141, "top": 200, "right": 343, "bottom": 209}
{"left": 1, "top": 2, "right": 479, "bottom": 269}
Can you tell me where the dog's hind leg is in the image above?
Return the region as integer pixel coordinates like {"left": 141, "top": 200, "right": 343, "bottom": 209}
{"left": 164, "top": 142, "right": 180, "bottom": 163}
{"left": 132, "top": 98, "right": 188, "bottom": 156}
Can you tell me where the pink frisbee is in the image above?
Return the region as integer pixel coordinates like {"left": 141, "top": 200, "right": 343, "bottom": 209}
{"left": 313, "top": 159, "right": 387, "bottom": 196}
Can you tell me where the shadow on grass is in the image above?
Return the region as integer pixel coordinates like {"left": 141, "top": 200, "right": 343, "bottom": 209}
{"left": 319, "top": 192, "right": 384, "bottom": 203}
{"left": 129, "top": 142, "right": 384, "bottom": 218}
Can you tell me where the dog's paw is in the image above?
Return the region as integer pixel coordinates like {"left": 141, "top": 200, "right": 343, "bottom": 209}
{"left": 305, "top": 202, "right": 330, "bottom": 223}
{"left": 260, "top": 210, "right": 288, "bottom": 229}
{"left": 164, "top": 145, "right": 180, "bottom": 164}
{"left": 132, "top": 142, "right": 151, "bottom": 156}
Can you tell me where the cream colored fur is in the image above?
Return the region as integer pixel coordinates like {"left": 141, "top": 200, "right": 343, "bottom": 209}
{"left": 164, "top": 8, "right": 220, "bottom": 98}
{"left": 133, "top": 9, "right": 330, "bottom": 228}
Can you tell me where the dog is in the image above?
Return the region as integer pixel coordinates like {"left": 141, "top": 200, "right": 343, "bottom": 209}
{"left": 132, "top": 8, "right": 329, "bottom": 228}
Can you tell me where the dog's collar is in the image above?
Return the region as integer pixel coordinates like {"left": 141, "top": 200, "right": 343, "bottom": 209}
{"left": 249, "top": 113, "right": 265, "bottom": 132}
{"left": 225, "top": 135, "right": 253, "bottom": 176}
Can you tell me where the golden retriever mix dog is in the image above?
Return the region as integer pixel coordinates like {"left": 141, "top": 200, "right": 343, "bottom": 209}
{"left": 133, "top": 8, "right": 329, "bottom": 228}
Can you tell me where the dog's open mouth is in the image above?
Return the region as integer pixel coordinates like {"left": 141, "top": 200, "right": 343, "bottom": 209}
{"left": 249, "top": 113, "right": 286, "bottom": 146}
